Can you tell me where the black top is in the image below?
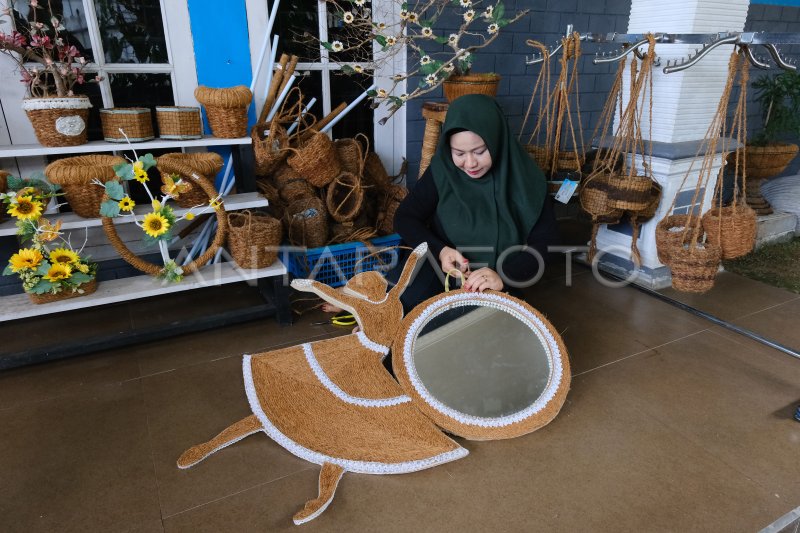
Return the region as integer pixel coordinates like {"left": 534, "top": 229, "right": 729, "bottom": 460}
{"left": 394, "top": 169, "right": 560, "bottom": 285}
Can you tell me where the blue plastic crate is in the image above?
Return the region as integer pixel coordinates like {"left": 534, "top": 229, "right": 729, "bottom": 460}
{"left": 283, "top": 234, "right": 403, "bottom": 287}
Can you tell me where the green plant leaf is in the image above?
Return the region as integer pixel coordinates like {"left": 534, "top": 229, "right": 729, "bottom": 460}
{"left": 321, "top": 41, "right": 333, "bottom": 51}
{"left": 36, "top": 261, "right": 51, "bottom": 276}
{"left": 114, "top": 162, "right": 134, "bottom": 180}
{"left": 434, "top": 35, "right": 448, "bottom": 44}
{"left": 100, "top": 199, "right": 121, "bottom": 218}
{"left": 29, "top": 279, "right": 55, "bottom": 294}
{"left": 105, "top": 181, "right": 125, "bottom": 201}
{"left": 374, "top": 34, "right": 387, "bottom": 47}
{"left": 140, "top": 153, "right": 157, "bottom": 171}
{"left": 70, "top": 272, "right": 93, "bottom": 284}
{"left": 7, "top": 175, "right": 23, "bottom": 190}
{"left": 367, "top": 89, "right": 378, "bottom": 97}
{"left": 495, "top": 2, "right": 506, "bottom": 20}
{"left": 341, "top": 64, "right": 355, "bottom": 74}
{"left": 2, "top": 264, "right": 14, "bottom": 276}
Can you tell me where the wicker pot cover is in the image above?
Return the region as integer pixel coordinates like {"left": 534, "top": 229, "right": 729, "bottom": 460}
{"left": 742, "top": 143, "right": 799, "bottom": 180}
{"left": 227, "top": 210, "right": 282, "bottom": 268}
{"left": 701, "top": 204, "right": 757, "bottom": 260}
{"left": 28, "top": 278, "right": 97, "bottom": 304}
{"left": 22, "top": 96, "right": 92, "bottom": 147}
{"left": 442, "top": 73, "right": 500, "bottom": 102}
{"left": 157, "top": 152, "right": 223, "bottom": 208}
{"left": 45, "top": 155, "right": 126, "bottom": 218}
{"left": 285, "top": 196, "right": 328, "bottom": 249}
{"left": 668, "top": 243, "right": 722, "bottom": 294}
{"left": 194, "top": 85, "right": 252, "bottom": 138}
{"left": 287, "top": 132, "right": 343, "bottom": 188}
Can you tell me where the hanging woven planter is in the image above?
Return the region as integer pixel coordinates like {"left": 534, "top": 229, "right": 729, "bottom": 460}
{"left": 655, "top": 214, "right": 693, "bottom": 265}
{"left": 668, "top": 243, "right": 722, "bottom": 293}
{"left": 156, "top": 152, "right": 223, "bottom": 208}
{"left": 701, "top": 204, "right": 757, "bottom": 260}
{"left": 607, "top": 174, "right": 658, "bottom": 213}
{"left": 194, "top": 85, "right": 252, "bottom": 138}
{"left": 285, "top": 196, "right": 328, "bottom": 249}
{"left": 326, "top": 171, "right": 364, "bottom": 223}
{"left": 287, "top": 131, "right": 343, "bottom": 188}
{"left": 227, "top": 210, "right": 283, "bottom": 269}
{"left": 274, "top": 163, "right": 315, "bottom": 203}
{"left": 44, "top": 155, "right": 126, "bottom": 218}
{"left": 579, "top": 171, "right": 619, "bottom": 220}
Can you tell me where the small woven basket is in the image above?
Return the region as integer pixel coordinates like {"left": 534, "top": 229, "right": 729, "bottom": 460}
{"left": 22, "top": 96, "right": 92, "bottom": 147}
{"left": 157, "top": 152, "right": 223, "bottom": 208}
{"left": 28, "top": 278, "right": 97, "bottom": 304}
{"left": 363, "top": 152, "right": 391, "bottom": 190}
{"left": 743, "top": 143, "right": 799, "bottom": 180}
{"left": 580, "top": 171, "right": 618, "bottom": 219}
{"left": 326, "top": 171, "right": 364, "bottom": 223}
{"left": 256, "top": 179, "right": 285, "bottom": 220}
{"left": 100, "top": 107, "right": 154, "bottom": 142}
{"left": 334, "top": 138, "right": 365, "bottom": 177}
{"left": 442, "top": 73, "right": 501, "bottom": 102}
{"left": 287, "top": 131, "right": 343, "bottom": 188}
{"left": 156, "top": 106, "right": 202, "bottom": 140}
{"left": 668, "top": 243, "right": 722, "bottom": 294}
{"left": 44, "top": 155, "right": 126, "bottom": 218}
{"left": 227, "top": 210, "right": 283, "bottom": 269}
{"left": 376, "top": 184, "right": 408, "bottom": 235}
{"left": 194, "top": 85, "right": 252, "bottom": 138}
{"left": 702, "top": 204, "right": 757, "bottom": 260}
{"left": 274, "top": 163, "right": 315, "bottom": 203}
{"left": 252, "top": 121, "right": 289, "bottom": 176}
{"left": 655, "top": 214, "right": 693, "bottom": 265}
{"left": 285, "top": 196, "right": 328, "bottom": 249}
{"left": 636, "top": 181, "right": 663, "bottom": 220}
{"left": 525, "top": 145, "right": 583, "bottom": 174}
{"left": 607, "top": 174, "right": 656, "bottom": 212}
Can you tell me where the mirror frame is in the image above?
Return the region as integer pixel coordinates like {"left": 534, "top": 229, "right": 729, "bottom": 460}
{"left": 393, "top": 290, "right": 571, "bottom": 440}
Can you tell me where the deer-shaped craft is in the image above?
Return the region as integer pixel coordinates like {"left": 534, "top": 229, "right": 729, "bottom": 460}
{"left": 177, "top": 243, "right": 469, "bottom": 524}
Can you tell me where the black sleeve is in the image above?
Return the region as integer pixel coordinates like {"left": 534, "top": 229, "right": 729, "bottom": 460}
{"left": 393, "top": 170, "right": 449, "bottom": 259}
{"left": 500, "top": 195, "right": 561, "bottom": 285}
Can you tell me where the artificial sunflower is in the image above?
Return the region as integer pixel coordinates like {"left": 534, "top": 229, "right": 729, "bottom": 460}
{"left": 142, "top": 212, "right": 170, "bottom": 238}
{"left": 133, "top": 160, "right": 149, "bottom": 183}
{"left": 44, "top": 263, "right": 72, "bottom": 282}
{"left": 9, "top": 248, "right": 43, "bottom": 273}
{"left": 8, "top": 195, "right": 43, "bottom": 221}
{"left": 118, "top": 197, "right": 136, "bottom": 211}
{"left": 50, "top": 247, "right": 80, "bottom": 265}
{"left": 76, "top": 263, "right": 90, "bottom": 274}
{"left": 185, "top": 212, "right": 195, "bottom": 221}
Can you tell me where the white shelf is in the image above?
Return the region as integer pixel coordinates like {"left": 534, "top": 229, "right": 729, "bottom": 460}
{"left": 0, "top": 259, "right": 287, "bottom": 321}
{"left": 0, "top": 136, "right": 250, "bottom": 158}
{"left": 0, "top": 192, "right": 267, "bottom": 236}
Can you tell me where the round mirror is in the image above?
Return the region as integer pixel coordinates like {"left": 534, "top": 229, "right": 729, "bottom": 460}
{"left": 393, "top": 291, "right": 570, "bottom": 440}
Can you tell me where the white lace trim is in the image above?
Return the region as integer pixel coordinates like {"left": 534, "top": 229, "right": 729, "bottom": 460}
{"left": 22, "top": 97, "right": 92, "bottom": 110}
{"left": 54, "top": 115, "right": 86, "bottom": 136}
{"left": 355, "top": 330, "right": 389, "bottom": 354}
{"left": 177, "top": 426, "right": 261, "bottom": 469}
{"left": 402, "top": 292, "right": 565, "bottom": 428}
{"left": 302, "top": 344, "right": 409, "bottom": 407}
{"left": 243, "top": 354, "right": 468, "bottom": 474}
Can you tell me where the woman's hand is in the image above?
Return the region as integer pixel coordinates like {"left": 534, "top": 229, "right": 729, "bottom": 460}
{"left": 463, "top": 267, "right": 503, "bottom": 292}
{"left": 439, "top": 246, "right": 469, "bottom": 275}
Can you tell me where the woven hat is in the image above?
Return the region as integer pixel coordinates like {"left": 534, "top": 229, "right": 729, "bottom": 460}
{"left": 342, "top": 271, "right": 388, "bottom": 301}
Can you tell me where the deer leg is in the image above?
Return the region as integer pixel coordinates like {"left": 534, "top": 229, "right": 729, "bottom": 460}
{"left": 177, "top": 414, "right": 262, "bottom": 469}
{"left": 292, "top": 462, "right": 346, "bottom": 525}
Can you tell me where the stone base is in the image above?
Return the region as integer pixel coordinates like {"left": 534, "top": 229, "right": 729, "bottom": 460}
{"left": 756, "top": 211, "right": 798, "bottom": 249}
{"left": 577, "top": 252, "right": 674, "bottom": 290}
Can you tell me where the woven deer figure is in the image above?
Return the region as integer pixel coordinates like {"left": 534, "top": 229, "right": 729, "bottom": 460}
{"left": 177, "top": 243, "right": 468, "bottom": 524}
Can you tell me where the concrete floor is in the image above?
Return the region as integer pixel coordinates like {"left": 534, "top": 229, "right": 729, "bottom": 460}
{"left": 1, "top": 263, "right": 799, "bottom": 532}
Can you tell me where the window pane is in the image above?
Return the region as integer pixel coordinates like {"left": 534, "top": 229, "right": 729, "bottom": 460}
{"left": 95, "top": 0, "right": 168, "bottom": 63}
{"left": 273, "top": 0, "right": 320, "bottom": 61}
{"left": 10, "top": 0, "right": 94, "bottom": 61}
{"left": 329, "top": 71, "right": 374, "bottom": 144}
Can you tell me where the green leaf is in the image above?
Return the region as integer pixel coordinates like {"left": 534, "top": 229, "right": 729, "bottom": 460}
{"left": 402, "top": 2, "right": 408, "bottom": 9}
{"left": 3, "top": 264, "right": 14, "bottom": 276}
{"left": 29, "top": 280, "right": 55, "bottom": 294}
{"left": 497, "top": 18, "right": 510, "bottom": 27}
{"left": 36, "top": 261, "right": 51, "bottom": 276}
{"left": 7, "top": 175, "right": 23, "bottom": 190}
{"left": 495, "top": 2, "right": 505, "bottom": 20}
{"left": 434, "top": 35, "right": 448, "bottom": 44}
{"left": 341, "top": 64, "right": 355, "bottom": 74}
{"left": 114, "top": 162, "right": 134, "bottom": 180}
{"left": 321, "top": 41, "right": 333, "bottom": 51}
{"left": 374, "top": 34, "right": 386, "bottom": 47}
{"left": 367, "top": 89, "right": 377, "bottom": 97}
{"left": 100, "top": 199, "right": 121, "bottom": 218}
{"left": 70, "top": 272, "right": 93, "bottom": 284}
{"left": 140, "top": 153, "right": 157, "bottom": 171}
{"left": 105, "top": 181, "right": 125, "bottom": 201}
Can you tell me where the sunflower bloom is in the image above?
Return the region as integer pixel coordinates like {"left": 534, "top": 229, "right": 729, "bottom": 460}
{"left": 133, "top": 160, "right": 148, "bottom": 183}
{"left": 118, "top": 197, "right": 136, "bottom": 211}
{"left": 9, "top": 248, "right": 43, "bottom": 272}
{"left": 8, "top": 195, "right": 43, "bottom": 221}
{"left": 50, "top": 247, "right": 80, "bottom": 265}
{"left": 44, "top": 263, "right": 72, "bottom": 282}
{"left": 142, "top": 212, "right": 170, "bottom": 238}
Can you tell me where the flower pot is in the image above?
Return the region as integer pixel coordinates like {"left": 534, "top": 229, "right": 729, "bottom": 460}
{"left": 442, "top": 73, "right": 500, "bottom": 102}
{"left": 45, "top": 155, "right": 126, "bottom": 218}
{"left": 21, "top": 96, "right": 92, "bottom": 147}
{"left": 27, "top": 278, "right": 97, "bottom": 304}
{"left": 739, "top": 143, "right": 799, "bottom": 180}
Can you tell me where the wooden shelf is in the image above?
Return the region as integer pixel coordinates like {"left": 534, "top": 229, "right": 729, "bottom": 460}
{"left": 0, "top": 135, "right": 250, "bottom": 158}
{"left": 0, "top": 192, "right": 267, "bottom": 236}
{"left": 0, "top": 259, "right": 288, "bottom": 321}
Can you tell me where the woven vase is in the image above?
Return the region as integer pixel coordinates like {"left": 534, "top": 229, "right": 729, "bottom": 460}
{"left": 702, "top": 204, "right": 757, "bottom": 260}
{"left": 194, "top": 85, "right": 252, "bottom": 138}
{"left": 27, "top": 278, "right": 97, "bottom": 304}
{"left": 22, "top": 96, "right": 92, "bottom": 147}
{"left": 157, "top": 152, "right": 223, "bottom": 208}
{"left": 442, "top": 73, "right": 500, "bottom": 102}
{"left": 227, "top": 210, "right": 283, "bottom": 268}
{"left": 668, "top": 243, "right": 722, "bottom": 294}
{"left": 45, "top": 155, "right": 126, "bottom": 218}
{"left": 287, "top": 131, "right": 343, "bottom": 188}
{"left": 285, "top": 196, "right": 328, "bottom": 249}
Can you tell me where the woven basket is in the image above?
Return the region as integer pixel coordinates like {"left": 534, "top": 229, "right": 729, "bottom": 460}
{"left": 156, "top": 106, "right": 202, "bottom": 139}
{"left": 668, "top": 243, "right": 722, "bottom": 294}
{"left": 255, "top": 178, "right": 285, "bottom": 220}
{"left": 22, "top": 96, "right": 91, "bottom": 147}
{"left": 702, "top": 204, "right": 757, "bottom": 260}
{"left": 743, "top": 143, "right": 799, "bottom": 180}
{"left": 655, "top": 214, "right": 693, "bottom": 265}
{"left": 194, "top": 85, "right": 252, "bottom": 138}
{"left": 227, "top": 210, "right": 282, "bottom": 268}
{"left": 100, "top": 107, "right": 154, "bottom": 142}
{"left": 44, "top": 155, "right": 126, "bottom": 218}
{"left": 274, "top": 163, "right": 315, "bottom": 203}
{"left": 607, "top": 174, "right": 656, "bottom": 212}
{"left": 442, "top": 73, "right": 500, "bottom": 102}
{"left": 252, "top": 121, "right": 290, "bottom": 176}
{"left": 287, "top": 131, "right": 343, "bottom": 187}
{"left": 326, "top": 171, "right": 364, "bottom": 223}
{"left": 28, "top": 278, "right": 97, "bottom": 304}
{"left": 285, "top": 196, "right": 328, "bottom": 249}
{"left": 580, "top": 171, "right": 618, "bottom": 220}
{"left": 363, "top": 152, "right": 391, "bottom": 190}
{"left": 334, "top": 138, "right": 365, "bottom": 177}
{"left": 157, "top": 152, "right": 223, "bottom": 208}
{"left": 525, "top": 145, "right": 583, "bottom": 174}
{"left": 376, "top": 184, "right": 408, "bottom": 235}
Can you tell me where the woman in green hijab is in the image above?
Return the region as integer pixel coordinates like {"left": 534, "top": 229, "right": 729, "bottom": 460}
{"left": 392, "top": 94, "right": 558, "bottom": 311}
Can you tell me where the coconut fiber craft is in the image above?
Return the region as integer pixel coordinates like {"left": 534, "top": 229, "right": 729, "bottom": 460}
{"left": 45, "top": 155, "right": 126, "bottom": 218}
{"left": 177, "top": 243, "right": 571, "bottom": 525}
{"left": 227, "top": 210, "right": 282, "bottom": 269}
{"left": 194, "top": 85, "right": 252, "bottom": 138}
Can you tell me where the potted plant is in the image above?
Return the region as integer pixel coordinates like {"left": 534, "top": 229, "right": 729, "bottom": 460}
{"left": 318, "top": 0, "right": 529, "bottom": 121}
{"left": 746, "top": 70, "right": 800, "bottom": 180}
{"left": 0, "top": 1, "right": 100, "bottom": 146}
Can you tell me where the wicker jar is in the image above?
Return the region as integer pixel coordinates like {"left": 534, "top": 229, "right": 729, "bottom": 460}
{"left": 194, "top": 85, "right": 252, "bottom": 138}
{"left": 441, "top": 73, "right": 501, "bottom": 102}
{"left": 287, "top": 131, "right": 343, "bottom": 188}
{"left": 157, "top": 152, "right": 223, "bottom": 208}
{"left": 100, "top": 107, "right": 155, "bottom": 142}
{"left": 285, "top": 196, "right": 328, "bottom": 249}
{"left": 156, "top": 106, "right": 203, "bottom": 140}
{"left": 22, "top": 96, "right": 92, "bottom": 147}
{"left": 45, "top": 155, "right": 126, "bottom": 218}
{"left": 227, "top": 210, "right": 283, "bottom": 268}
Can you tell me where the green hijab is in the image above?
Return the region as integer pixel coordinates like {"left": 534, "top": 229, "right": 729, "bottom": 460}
{"left": 430, "top": 94, "right": 547, "bottom": 269}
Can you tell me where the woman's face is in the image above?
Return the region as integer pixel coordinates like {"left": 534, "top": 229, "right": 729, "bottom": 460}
{"left": 449, "top": 130, "right": 492, "bottom": 179}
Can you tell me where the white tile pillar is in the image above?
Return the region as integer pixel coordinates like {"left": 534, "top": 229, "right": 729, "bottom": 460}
{"left": 594, "top": 0, "right": 750, "bottom": 288}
